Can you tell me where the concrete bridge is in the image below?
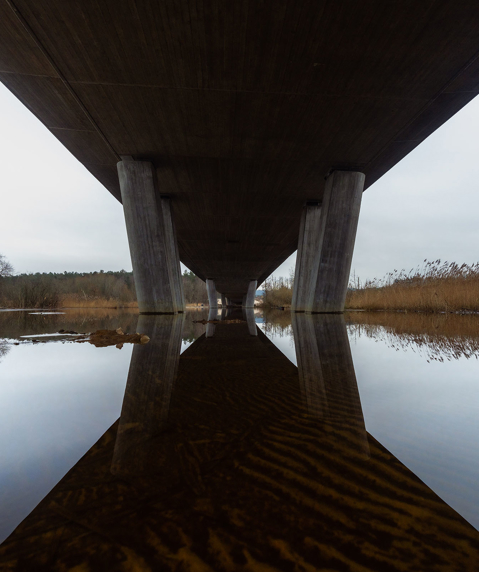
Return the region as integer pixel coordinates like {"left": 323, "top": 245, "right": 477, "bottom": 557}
{"left": 2, "top": 1, "right": 479, "bottom": 310}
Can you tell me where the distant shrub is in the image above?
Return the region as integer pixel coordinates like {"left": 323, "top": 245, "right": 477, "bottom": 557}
{"left": 1, "top": 275, "right": 60, "bottom": 309}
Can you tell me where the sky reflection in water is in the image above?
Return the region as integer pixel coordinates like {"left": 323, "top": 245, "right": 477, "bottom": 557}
{"left": 260, "top": 309, "right": 479, "bottom": 530}
{"left": 0, "top": 307, "right": 478, "bottom": 546}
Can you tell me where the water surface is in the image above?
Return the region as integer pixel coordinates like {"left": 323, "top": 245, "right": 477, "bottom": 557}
{"left": 0, "top": 307, "right": 478, "bottom": 569}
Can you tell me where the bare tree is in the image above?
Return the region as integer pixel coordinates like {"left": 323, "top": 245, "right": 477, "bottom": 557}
{"left": 0, "top": 254, "right": 13, "bottom": 277}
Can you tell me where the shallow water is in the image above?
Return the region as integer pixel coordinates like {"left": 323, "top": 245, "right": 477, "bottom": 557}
{"left": 0, "top": 307, "right": 478, "bottom": 569}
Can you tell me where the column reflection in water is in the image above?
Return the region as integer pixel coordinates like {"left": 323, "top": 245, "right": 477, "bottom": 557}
{"left": 111, "top": 313, "right": 184, "bottom": 476}
{"left": 243, "top": 308, "right": 258, "bottom": 336}
{"left": 206, "top": 308, "right": 218, "bottom": 338}
{"left": 292, "top": 313, "right": 370, "bottom": 457}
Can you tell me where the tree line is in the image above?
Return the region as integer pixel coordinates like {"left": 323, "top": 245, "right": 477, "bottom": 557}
{"left": 0, "top": 254, "right": 208, "bottom": 308}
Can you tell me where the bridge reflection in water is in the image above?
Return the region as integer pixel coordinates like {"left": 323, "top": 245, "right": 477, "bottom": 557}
{"left": 1, "top": 312, "right": 478, "bottom": 570}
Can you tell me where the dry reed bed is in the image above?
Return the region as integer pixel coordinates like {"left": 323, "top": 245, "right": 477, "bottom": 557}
{"left": 347, "top": 260, "right": 479, "bottom": 313}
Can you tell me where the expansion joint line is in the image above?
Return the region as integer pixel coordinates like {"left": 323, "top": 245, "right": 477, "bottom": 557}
{"left": 5, "top": 0, "right": 121, "bottom": 161}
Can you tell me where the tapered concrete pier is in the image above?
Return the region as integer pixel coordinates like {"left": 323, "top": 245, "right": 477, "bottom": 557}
{"left": 312, "top": 171, "right": 364, "bottom": 313}
{"left": 244, "top": 280, "right": 257, "bottom": 308}
{"left": 160, "top": 197, "right": 185, "bottom": 312}
{"left": 118, "top": 160, "right": 182, "bottom": 314}
{"left": 292, "top": 171, "right": 364, "bottom": 314}
{"left": 292, "top": 201, "right": 322, "bottom": 312}
{"left": 206, "top": 279, "right": 218, "bottom": 309}
{"left": 221, "top": 294, "right": 227, "bottom": 307}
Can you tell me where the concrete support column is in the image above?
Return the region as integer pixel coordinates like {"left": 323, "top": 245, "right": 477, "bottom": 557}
{"left": 292, "top": 201, "right": 322, "bottom": 312}
{"left": 244, "top": 280, "right": 257, "bottom": 308}
{"left": 161, "top": 197, "right": 185, "bottom": 312}
{"left": 221, "top": 294, "right": 226, "bottom": 307}
{"left": 312, "top": 171, "right": 365, "bottom": 313}
{"left": 118, "top": 160, "right": 178, "bottom": 314}
{"left": 206, "top": 279, "right": 218, "bottom": 308}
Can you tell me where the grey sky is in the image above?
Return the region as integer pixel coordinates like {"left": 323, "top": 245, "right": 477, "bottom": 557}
{"left": 1, "top": 81, "right": 478, "bottom": 282}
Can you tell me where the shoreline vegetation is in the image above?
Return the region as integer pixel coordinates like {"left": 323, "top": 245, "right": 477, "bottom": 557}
{"left": 261, "top": 272, "right": 294, "bottom": 309}
{"left": 346, "top": 260, "right": 479, "bottom": 313}
{"left": 261, "top": 260, "right": 479, "bottom": 315}
{"left": 0, "top": 268, "right": 210, "bottom": 310}
{"left": 3, "top": 257, "right": 479, "bottom": 315}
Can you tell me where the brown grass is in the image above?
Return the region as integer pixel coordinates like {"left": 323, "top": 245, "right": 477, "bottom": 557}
{"left": 60, "top": 295, "right": 138, "bottom": 309}
{"left": 260, "top": 272, "right": 294, "bottom": 308}
{"left": 347, "top": 260, "right": 479, "bottom": 313}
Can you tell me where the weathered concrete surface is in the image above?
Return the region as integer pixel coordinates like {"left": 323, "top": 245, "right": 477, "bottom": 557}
{"left": 117, "top": 160, "right": 177, "bottom": 314}
{"left": 292, "top": 202, "right": 322, "bottom": 312}
{"left": 244, "top": 280, "right": 257, "bottom": 308}
{"left": 206, "top": 279, "right": 218, "bottom": 309}
{"left": 311, "top": 171, "right": 365, "bottom": 313}
{"left": 2, "top": 3, "right": 479, "bottom": 292}
{"left": 161, "top": 197, "right": 185, "bottom": 313}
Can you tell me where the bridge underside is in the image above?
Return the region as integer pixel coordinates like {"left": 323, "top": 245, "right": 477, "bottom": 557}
{"left": 2, "top": 1, "right": 479, "bottom": 301}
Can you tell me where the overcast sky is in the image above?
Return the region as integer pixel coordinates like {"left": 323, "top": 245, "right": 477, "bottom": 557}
{"left": 1, "top": 81, "right": 478, "bottom": 283}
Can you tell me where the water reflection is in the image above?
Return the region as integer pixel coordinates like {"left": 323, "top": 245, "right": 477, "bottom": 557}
{"left": 112, "top": 314, "right": 184, "bottom": 476}
{"left": 0, "top": 309, "right": 208, "bottom": 544}
{"left": 259, "top": 310, "right": 479, "bottom": 531}
{"left": 2, "top": 309, "right": 478, "bottom": 570}
{"left": 0, "top": 339, "right": 9, "bottom": 362}
{"left": 0, "top": 307, "right": 140, "bottom": 341}
{"left": 347, "top": 311, "right": 479, "bottom": 362}
{"left": 292, "top": 314, "right": 369, "bottom": 457}
{"left": 261, "top": 308, "right": 294, "bottom": 339}
{"left": 243, "top": 308, "right": 258, "bottom": 336}
{"left": 1, "top": 309, "right": 479, "bottom": 569}
{"left": 259, "top": 308, "right": 296, "bottom": 363}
